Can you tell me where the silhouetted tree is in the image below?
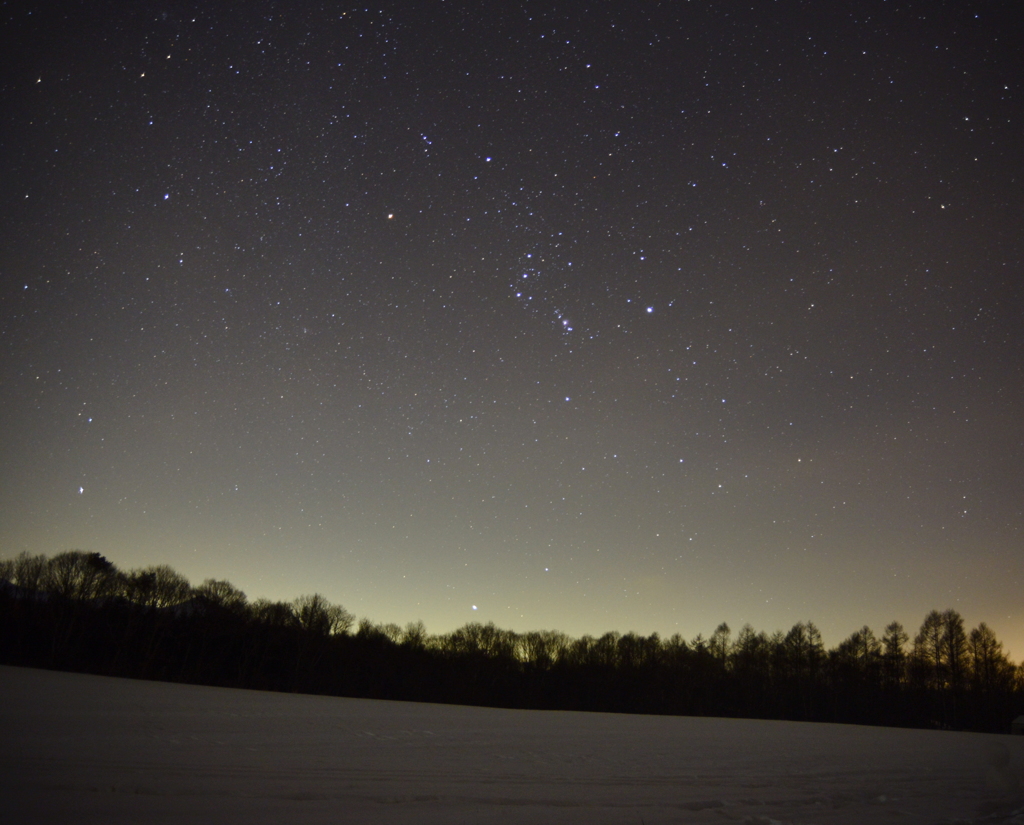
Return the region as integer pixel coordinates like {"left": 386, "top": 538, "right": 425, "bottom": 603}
{"left": 45, "top": 551, "right": 118, "bottom": 601}
{"left": 781, "top": 622, "right": 825, "bottom": 719}
{"left": 617, "top": 632, "right": 647, "bottom": 669}
{"left": 195, "top": 578, "right": 248, "bottom": 614}
{"left": 731, "top": 624, "right": 770, "bottom": 675}
{"left": 443, "top": 622, "right": 484, "bottom": 656}
{"left": 784, "top": 622, "right": 824, "bottom": 677}
{"left": 4, "top": 552, "right": 49, "bottom": 591}
{"left": 913, "top": 609, "right": 946, "bottom": 690}
{"left": 836, "top": 626, "right": 881, "bottom": 675}
{"left": 478, "top": 622, "right": 519, "bottom": 660}
{"left": 401, "top": 620, "right": 428, "bottom": 649}
{"left": 594, "top": 631, "right": 621, "bottom": 667}
{"left": 708, "top": 622, "right": 731, "bottom": 667}
{"left": 662, "top": 633, "right": 690, "bottom": 663}
{"left": 520, "top": 629, "right": 569, "bottom": 670}
{"left": 293, "top": 593, "right": 353, "bottom": 636}
{"left": 250, "top": 598, "right": 298, "bottom": 628}
{"left": 378, "top": 622, "right": 403, "bottom": 643}
{"left": 881, "top": 621, "right": 909, "bottom": 688}
{"left": 127, "top": 565, "right": 192, "bottom": 609}
{"left": 564, "top": 634, "right": 595, "bottom": 667}
{"left": 355, "top": 619, "right": 402, "bottom": 645}
{"left": 911, "top": 608, "right": 976, "bottom": 727}
{"left": 968, "top": 623, "right": 1013, "bottom": 692}
{"left": 940, "top": 609, "right": 968, "bottom": 692}
{"left": 828, "top": 625, "right": 884, "bottom": 723}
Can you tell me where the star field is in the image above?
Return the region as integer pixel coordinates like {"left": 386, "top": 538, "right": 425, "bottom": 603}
{"left": 1, "top": 0, "right": 1021, "bottom": 655}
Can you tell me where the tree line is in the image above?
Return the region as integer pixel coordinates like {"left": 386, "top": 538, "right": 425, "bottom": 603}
{"left": 1, "top": 550, "right": 1020, "bottom": 733}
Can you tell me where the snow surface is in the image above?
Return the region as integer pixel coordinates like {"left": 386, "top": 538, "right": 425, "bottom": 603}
{"left": 2, "top": 665, "right": 1022, "bottom": 824}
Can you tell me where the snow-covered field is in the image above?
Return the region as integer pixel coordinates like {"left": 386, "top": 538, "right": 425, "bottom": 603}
{"left": 2, "top": 665, "right": 1022, "bottom": 824}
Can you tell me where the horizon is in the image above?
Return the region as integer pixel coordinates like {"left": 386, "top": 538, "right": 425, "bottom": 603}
{"left": 3, "top": 548, "right": 1019, "bottom": 664}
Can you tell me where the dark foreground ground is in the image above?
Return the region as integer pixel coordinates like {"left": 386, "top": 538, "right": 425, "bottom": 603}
{"left": 2, "top": 665, "right": 1023, "bottom": 824}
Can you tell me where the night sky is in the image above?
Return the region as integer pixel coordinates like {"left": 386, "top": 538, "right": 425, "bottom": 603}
{"left": 2, "top": 1, "right": 1021, "bottom": 656}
